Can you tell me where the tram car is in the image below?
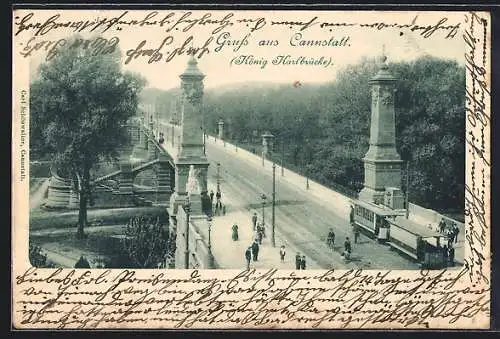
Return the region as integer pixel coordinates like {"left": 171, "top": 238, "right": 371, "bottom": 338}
{"left": 387, "top": 217, "right": 448, "bottom": 269}
{"left": 350, "top": 199, "right": 406, "bottom": 241}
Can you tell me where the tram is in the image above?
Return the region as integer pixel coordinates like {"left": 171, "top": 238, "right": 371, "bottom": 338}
{"left": 387, "top": 217, "right": 448, "bottom": 269}
{"left": 350, "top": 199, "right": 448, "bottom": 269}
{"left": 350, "top": 199, "right": 405, "bottom": 241}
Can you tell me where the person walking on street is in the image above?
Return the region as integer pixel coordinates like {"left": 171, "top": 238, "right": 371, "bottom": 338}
{"left": 354, "top": 226, "right": 360, "bottom": 244}
{"left": 448, "top": 246, "right": 455, "bottom": 266}
{"left": 251, "top": 241, "right": 260, "bottom": 261}
{"left": 245, "top": 247, "right": 252, "bottom": 269}
{"left": 344, "top": 237, "right": 352, "bottom": 259}
{"left": 300, "top": 255, "right": 306, "bottom": 270}
{"left": 349, "top": 205, "right": 355, "bottom": 226}
{"left": 210, "top": 190, "right": 214, "bottom": 204}
{"left": 232, "top": 223, "right": 239, "bottom": 241}
{"left": 279, "top": 245, "right": 286, "bottom": 263}
{"left": 443, "top": 245, "right": 449, "bottom": 266}
{"left": 216, "top": 191, "right": 222, "bottom": 208}
{"left": 439, "top": 218, "right": 446, "bottom": 234}
{"left": 447, "top": 230, "right": 454, "bottom": 248}
{"left": 295, "top": 252, "right": 301, "bottom": 270}
{"left": 252, "top": 213, "right": 258, "bottom": 231}
{"left": 257, "top": 225, "right": 264, "bottom": 245}
{"left": 453, "top": 223, "right": 460, "bottom": 243}
{"left": 327, "top": 228, "right": 335, "bottom": 250}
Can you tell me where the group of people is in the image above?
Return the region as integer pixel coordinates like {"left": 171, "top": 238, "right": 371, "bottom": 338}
{"left": 295, "top": 252, "right": 307, "bottom": 270}
{"left": 244, "top": 211, "right": 305, "bottom": 269}
{"left": 326, "top": 228, "right": 354, "bottom": 260}
{"left": 209, "top": 190, "right": 225, "bottom": 216}
{"left": 245, "top": 241, "right": 260, "bottom": 269}
{"left": 438, "top": 218, "right": 460, "bottom": 245}
{"left": 251, "top": 212, "right": 266, "bottom": 244}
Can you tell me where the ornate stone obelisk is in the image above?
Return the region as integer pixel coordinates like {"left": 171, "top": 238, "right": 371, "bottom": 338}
{"left": 169, "top": 57, "right": 209, "bottom": 217}
{"left": 359, "top": 52, "right": 403, "bottom": 205}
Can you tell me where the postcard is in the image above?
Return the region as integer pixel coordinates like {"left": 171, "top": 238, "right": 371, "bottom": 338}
{"left": 11, "top": 8, "right": 491, "bottom": 329}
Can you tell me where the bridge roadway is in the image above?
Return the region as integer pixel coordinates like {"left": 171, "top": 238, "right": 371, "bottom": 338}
{"left": 203, "top": 140, "right": 419, "bottom": 270}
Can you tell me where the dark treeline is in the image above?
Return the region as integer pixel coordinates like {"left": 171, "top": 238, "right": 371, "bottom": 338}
{"left": 145, "top": 56, "right": 465, "bottom": 215}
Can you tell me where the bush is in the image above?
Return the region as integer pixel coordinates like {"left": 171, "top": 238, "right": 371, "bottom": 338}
{"left": 121, "top": 216, "right": 173, "bottom": 268}
{"left": 29, "top": 243, "right": 56, "bottom": 268}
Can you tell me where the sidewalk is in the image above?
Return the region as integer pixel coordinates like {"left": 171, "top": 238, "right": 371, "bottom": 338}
{"left": 205, "top": 182, "right": 322, "bottom": 270}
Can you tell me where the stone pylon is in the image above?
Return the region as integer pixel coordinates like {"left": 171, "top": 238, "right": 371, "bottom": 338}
{"left": 359, "top": 52, "right": 403, "bottom": 204}
{"left": 169, "top": 57, "right": 210, "bottom": 217}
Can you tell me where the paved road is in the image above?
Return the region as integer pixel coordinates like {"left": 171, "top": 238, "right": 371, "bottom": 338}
{"left": 205, "top": 142, "right": 419, "bottom": 270}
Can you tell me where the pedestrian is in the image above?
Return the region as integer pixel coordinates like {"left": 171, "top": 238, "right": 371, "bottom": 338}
{"left": 279, "top": 245, "right": 286, "bottom": 263}
{"left": 251, "top": 241, "right": 260, "bottom": 261}
{"left": 439, "top": 218, "right": 446, "bottom": 234}
{"left": 453, "top": 224, "right": 460, "bottom": 243}
{"left": 74, "top": 255, "right": 91, "bottom": 268}
{"left": 448, "top": 246, "right": 455, "bottom": 266}
{"left": 354, "top": 226, "right": 360, "bottom": 244}
{"left": 442, "top": 245, "right": 449, "bottom": 266}
{"left": 349, "top": 205, "right": 355, "bottom": 225}
{"left": 344, "top": 237, "right": 352, "bottom": 253}
{"left": 327, "top": 228, "right": 335, "bottom": 250}
{"left": 344, "top": 237, "right": 352, "bottom": 257}
{"left": 252, "top": 213, "right": 258, "bottom": 231}
{"left": 447, "top": 230, "right": 454, "bottom": 248}
{"left": 209, "top": 190, "right": 214, "bottom": 204}
{"left": 245, "top": 247, "right": 252, "bottom": 269}
{"left": 216, "top": 190, "right": 222, "bottom": 209}
{"left": 300, "top": 255, "right": 306, "bottom": 270}
{"left": 295, "top": 252, "right": 301, "bottom": 270}
{"left": 257, "top": 227, "right": 263, "bottom": 245}
{"left": 222, "top": 204, "right": 226, "bottom": 216}
{"left": 232, "top": 223, "right": 239, "bottom": 241}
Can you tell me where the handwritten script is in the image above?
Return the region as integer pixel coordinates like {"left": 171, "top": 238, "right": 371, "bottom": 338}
{"left": 463, "top": 12, "right": 490, "bottom": 288}
{"left": 14, "top": 11, "right": 461, "bottom": 38}
{"left": 15, "top": 267, "right": 490, "bottom": 329}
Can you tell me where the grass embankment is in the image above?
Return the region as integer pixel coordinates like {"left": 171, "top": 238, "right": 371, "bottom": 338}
{"left": 30, "top": 206, "right": 168, "bottom": 230}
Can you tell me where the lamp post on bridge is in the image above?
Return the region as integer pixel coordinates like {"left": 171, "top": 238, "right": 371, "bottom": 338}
{"left": 216, "top": 162, "right": 221, "bottom": 194}
{"left": 207, "top": 216, "right": 214, "bottom": 268}
{"left": 184, "top": 197, "right": 191, "bottom": 269}
{"left": 261, "top": 194, "right": 267, "bottom": 227}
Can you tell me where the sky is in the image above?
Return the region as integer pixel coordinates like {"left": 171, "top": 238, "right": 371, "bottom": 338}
{"left": 20, "top": 10, "right": 466, "bottom": 90}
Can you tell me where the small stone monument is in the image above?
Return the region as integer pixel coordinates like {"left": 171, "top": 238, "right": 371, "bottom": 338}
{"left": 218, "top": 119, "right": 224, "bottom": 140}
{"left": 186, "top": 165, "right": 203, "bottom": 216}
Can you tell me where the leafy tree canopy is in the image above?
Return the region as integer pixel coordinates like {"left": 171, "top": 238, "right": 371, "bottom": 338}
{"left": 30, "top": 35, "right": 147, "bottom": 236}
{"left": 142, "top": 56, "right": 465, "bottom": 215}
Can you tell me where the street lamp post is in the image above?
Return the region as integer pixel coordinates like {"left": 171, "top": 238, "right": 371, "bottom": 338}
{"left": 207, "top": 216, "right": 214, "bottom": 268}
{"left": 261, "top": 194, "right": 267, "bottom": 227}
{"left": 184, "top": 198, "right": 191, "bottom": 269}
{"left": 216, "top": 162, "right": 221, "bottom": 194}
{"left": 272, "top": 163, "right": 276, "bottom": 247}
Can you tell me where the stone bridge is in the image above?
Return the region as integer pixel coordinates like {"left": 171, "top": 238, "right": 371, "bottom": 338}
{"left": 45, "top": 121, "right": 176, "bottom": 209}
{"left": 45, "top": 57, "right": 209, "bottom": 219}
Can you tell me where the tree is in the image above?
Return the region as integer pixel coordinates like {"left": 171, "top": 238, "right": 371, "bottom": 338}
{"left": 140, "top": 56, "right": 465, "bottom": 214}
{"left": 121, "top": 216, "right": 170, "bottom": 268}
{"left": 30, "top": 36, "right": 147, "bottom": 238}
